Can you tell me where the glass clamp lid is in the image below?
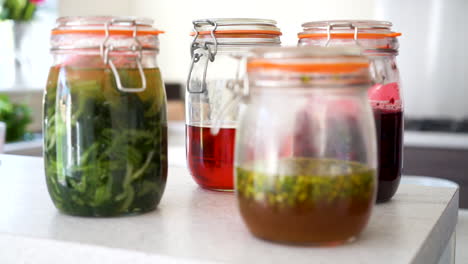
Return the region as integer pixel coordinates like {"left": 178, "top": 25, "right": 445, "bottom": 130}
{"left": 51, "top": 16, "right": 164, "bottom": 51}
{"left": 191, "top": 18, "right": 281, "bottom": 38}
{"left": 187, "top": 18, "right": 282, "bottom": 94}
{"left": 51, "top": 16, "right": 164, "bottom": 93}
{"left": 190, "top": 18, "right": 281, "bottom": 58}
{"left": 298, "top": 20, "right": 401, "bottom": 55}
{"left": 299, "top": 20, "right": 401, "bottom": 41}
{"left": 247, "top": 46, "right": 371, "bottom": 89}
{"left": 53, "top": 16, "right": 163, "bottom": 36}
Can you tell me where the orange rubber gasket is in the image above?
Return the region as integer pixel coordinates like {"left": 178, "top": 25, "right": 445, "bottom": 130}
{"left": 298, "top": 32, "right": 402, "bottom": 39}
{"left": 190, "top": 30, "right": 282, "bottom": 36}
{"left": 248, "top": 60, "right": 369, "bottom": 73}
{"left": 52, "top": 29, "right": 165, "bottom": 36}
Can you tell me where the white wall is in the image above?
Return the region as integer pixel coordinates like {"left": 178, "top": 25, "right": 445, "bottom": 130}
{"left": 132, "top": 0, "right": 375, "bottom": 82}
{"left": 58, "top": 0, "right": 131, "bottom": 17}
{"left": 54, "top": 0, "right": 468, "bottom": 119}
{"left": 376, "top": 0, "right": 468, "bottom": 119}
{"left": 59, "top": 0, "right": 375, "bottom": 83}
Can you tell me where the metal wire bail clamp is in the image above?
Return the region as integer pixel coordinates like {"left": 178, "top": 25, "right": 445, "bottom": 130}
{"left": 100, "top": 18, "right": 147, "bottom": 93}
{"left": 186, "top": 19, "right": 219, "bottom": 94}
{"left": 324, "top": 21, "right": 359, "bottom": 47}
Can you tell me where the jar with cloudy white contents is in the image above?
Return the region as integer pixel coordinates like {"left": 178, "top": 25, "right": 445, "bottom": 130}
{"left": 186, "top": 18, "right": 281, "bottom": 191}
{"left": 299, "top": 20, "right": 403, "bottom": 202}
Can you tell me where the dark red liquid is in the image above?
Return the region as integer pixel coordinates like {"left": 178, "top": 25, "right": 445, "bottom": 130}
{"left": 186, "top": 125, "right": 236, "bottom": 190}
{"left": 374, "top": 110, "right": 403, "bottom": 202}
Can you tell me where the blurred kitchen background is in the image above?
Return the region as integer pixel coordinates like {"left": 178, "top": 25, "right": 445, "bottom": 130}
{"left": 0, "top": 0, "right": 467, "bottom": 205}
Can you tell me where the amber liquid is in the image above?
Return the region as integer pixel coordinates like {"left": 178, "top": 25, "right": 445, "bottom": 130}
{"left": 374, "top": 110, "right": 403, "bottom": 202}
{"left": 236, "top": 158, "right": 375, "bottom": 245}
{"left": 238, "top": 196, "right": 372, "bottom": 245}
{"left": 186, "top": 125, "right": 236, "bottom": 190}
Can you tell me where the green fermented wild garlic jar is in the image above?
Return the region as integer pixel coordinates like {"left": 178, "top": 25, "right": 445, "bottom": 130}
{"left": 44, "top": 16, "right": 167, "bottom": 217}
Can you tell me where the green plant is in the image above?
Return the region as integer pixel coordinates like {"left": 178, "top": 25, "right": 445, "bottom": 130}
{"left": 0, "top": 94, "right": 32, "bottom": 142}
{"left": 0, "top": 0, "right": 44, "bottom": 21}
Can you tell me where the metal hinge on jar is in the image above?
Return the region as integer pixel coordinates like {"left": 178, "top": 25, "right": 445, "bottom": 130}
{"left": 100, "top": 18, "right": 147, "bottom": 93}
{"left": 186, "top": 19, "right": 281, "bottom": 94}
{"left": 324, "top": 22, "right": 359, "bottom": 46}
{"left": 186, "top": 19, "right": 219, "bottom": 94}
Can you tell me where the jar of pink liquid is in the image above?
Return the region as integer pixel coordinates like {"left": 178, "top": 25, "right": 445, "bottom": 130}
{"left": 298, "top": 20, "right": 403, "bottom": 202}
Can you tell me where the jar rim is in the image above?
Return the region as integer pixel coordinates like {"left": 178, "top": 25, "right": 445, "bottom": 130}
{"left": 194, "top": 18, "right": 278, "bottom": 26}
{"left": 247, "top": 46, "right": 371, "bottom": 88}
{"left": 301, "top": 20, "right": 393, "bottom": 29}
{"left": 299, "top": 20, "right": 401, "bottom": 40}
{"left": 56, "top": 16, "right": 154, "bottom": 26}
{"left": 247, "top": 46, "right": 370, "bottom": 72}
{"left": 249, "top": 46, "right": 364, "bottom": 60}
{"left": 248, "top": 60, "right": 369, "bottom": 73}
{"left": 191, "top": 18, "right": 281, "bottom": 36}
{"left": 52, "top": 16, "right": 164, "bottom": 36}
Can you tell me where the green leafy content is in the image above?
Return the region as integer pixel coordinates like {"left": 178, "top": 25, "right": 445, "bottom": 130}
{"left": 43, "top": 66, "right": 167, "bottom": 216}
{"left": 236, "top": 158, "right": 375, "bottom": 208}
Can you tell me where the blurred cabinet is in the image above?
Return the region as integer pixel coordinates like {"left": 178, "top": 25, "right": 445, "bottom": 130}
{"left": 404, "top": 145, "right": 468, "bottom": 208}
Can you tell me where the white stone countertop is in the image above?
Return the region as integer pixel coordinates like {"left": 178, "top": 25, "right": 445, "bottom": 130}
{"left": 0, "top": 154, "right": 459, "bottom": 264}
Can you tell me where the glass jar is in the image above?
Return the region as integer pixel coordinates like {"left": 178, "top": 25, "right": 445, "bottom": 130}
{"left": 44, "top": 17, "right": 168, "bottom": 217}
{"left": 235, "top": 46, "right": 377, "bottom": 245}
{"left": 298, "top": 20, "right": 403, "bottom": 202}
{"left": 186, "top": 18, "right": 281, "bottom": 190}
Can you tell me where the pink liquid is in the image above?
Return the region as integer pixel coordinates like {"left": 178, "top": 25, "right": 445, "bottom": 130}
{"left": 186, "top": 125, "right": 236, "bottom": 190}
{"left": 374, "top": 109, "right": 403, "bottom": 202}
